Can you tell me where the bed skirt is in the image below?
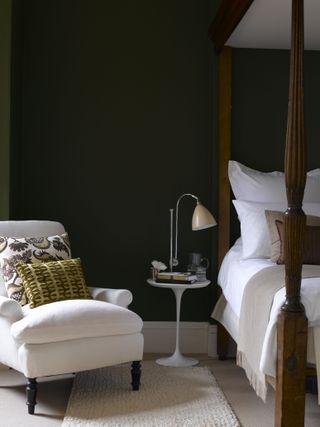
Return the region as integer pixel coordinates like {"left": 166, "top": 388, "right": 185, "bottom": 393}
{"left": 212, "top": 294, "right": 320, "bottom": 404}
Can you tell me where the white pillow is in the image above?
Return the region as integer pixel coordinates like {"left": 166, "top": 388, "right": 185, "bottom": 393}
{"left": 229, "top": 161, "right": 320, "bottom": 203}
{"left": 233, "top": 200, "right": 320, "bottom": 260}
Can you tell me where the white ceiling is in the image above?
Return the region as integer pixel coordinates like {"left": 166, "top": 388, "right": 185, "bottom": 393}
{"left": 226, "top": 0, "right": 320, "bottom": 50}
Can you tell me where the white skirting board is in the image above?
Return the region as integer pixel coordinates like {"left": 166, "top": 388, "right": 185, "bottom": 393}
{"left": 142, "top": 322, "right": 217, "bottom": 357}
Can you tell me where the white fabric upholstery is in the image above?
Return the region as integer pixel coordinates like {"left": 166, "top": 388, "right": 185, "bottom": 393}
{"left": 89, "top": 286, "right": 133, "bottom": 308}
{"left": 18, "top": 333, "right": 144, "bottom": 378}
{"left": 0, "top": 316, "right": 21, "bottom": 370}
{"left": 0, "top": 277, "right": 7, "bottom": 297}
{"left": 0, "top": 220, "right": 143, "bottom": 383}
{"left": 0, "top": 220, "right": 65, "bottom": 238}
{"left": 12, "top": 299, "right": 142, "bottom": 344}
{"left": 0, "top": 296, "right": 23, "bottom": 322}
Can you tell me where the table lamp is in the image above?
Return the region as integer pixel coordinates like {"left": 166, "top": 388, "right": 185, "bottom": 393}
{"left": 169, "top": 193, "right": 216, "bottom": 272}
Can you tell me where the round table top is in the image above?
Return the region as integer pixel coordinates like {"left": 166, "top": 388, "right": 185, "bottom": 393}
{"left": 147, "top": 278, "right": 210, "bottom": 290}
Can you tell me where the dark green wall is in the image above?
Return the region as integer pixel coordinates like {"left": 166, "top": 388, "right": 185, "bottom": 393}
{"left": 9, "top": 4, "right": 320, "bottom": 321}
{"left": 0, "top": 0, "right": 11, "bottom": 219}
{"left": 230, "top": 48, "right": 320, "bottom": 243}
{"left": 10, "top": 0, "right": 218, "bottom": 321}
{"left": 232, "top": 48, "right": 320, "bottom": 171}
{"left": 9, "top": 3, "right": 320, "bottom": 321}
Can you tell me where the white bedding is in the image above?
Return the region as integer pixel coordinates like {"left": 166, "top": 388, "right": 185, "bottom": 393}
{"left": 218, "top": 238, "right": 273, "bottom": 317}
{"left": 218, "top": 240, "right": 320, "bottom": 379}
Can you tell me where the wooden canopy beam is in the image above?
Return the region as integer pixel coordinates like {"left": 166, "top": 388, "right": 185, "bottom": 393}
{"left": 208, "top": 0, "right": 254, "bottom": 53}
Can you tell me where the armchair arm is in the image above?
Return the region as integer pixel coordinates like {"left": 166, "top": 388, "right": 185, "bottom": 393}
{"left": 0, "top": 296, "right": 24, "bottom": 322}
{"left": 89, "top": 287, "right": 133, "bottom": 308}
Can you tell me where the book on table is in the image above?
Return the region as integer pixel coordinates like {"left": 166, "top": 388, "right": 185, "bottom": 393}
{"left": 155, "top": 272, "right": 197, "bottom": 284}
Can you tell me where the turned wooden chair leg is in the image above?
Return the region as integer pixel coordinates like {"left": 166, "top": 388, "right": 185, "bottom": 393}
{"left": 26, "top": 378, "right": 37, "bottom": 414}
{"left": 131, "top": 361, "right": 141, "bottom": 390}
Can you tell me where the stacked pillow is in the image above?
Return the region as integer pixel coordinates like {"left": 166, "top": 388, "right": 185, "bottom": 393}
{"left": 229, "top": 160, "right": 320, "bottom": 203}
{"left": 229, "top": 161, "right": 320, "bottom": 262}
{"left": 0, "top": 233, "right": 91, "bottom": 307}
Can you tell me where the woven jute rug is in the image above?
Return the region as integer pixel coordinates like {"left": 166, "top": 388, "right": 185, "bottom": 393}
{"left": 62, "top": 360, "right": 241, "bottom": 427}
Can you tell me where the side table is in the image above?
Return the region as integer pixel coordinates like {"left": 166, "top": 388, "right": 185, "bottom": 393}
{"left": 147, "top": 279, "right": 210, "bottom": 367}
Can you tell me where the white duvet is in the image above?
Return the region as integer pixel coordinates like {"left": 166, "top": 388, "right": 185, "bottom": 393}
{"left": 218, "top": 239, "right": 320, "bottom": 378}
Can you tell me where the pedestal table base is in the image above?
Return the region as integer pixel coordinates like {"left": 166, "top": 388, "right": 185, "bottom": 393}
{"left": 156, "top": 351, "right": 198, "bottom": 367}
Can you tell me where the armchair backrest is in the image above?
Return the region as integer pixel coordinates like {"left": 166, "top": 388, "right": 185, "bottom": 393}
{"left": 0, "top": 221, "right": 65, "bottom": 238}
{"left": 0, "top": 220, "right": 66, "bottom": 297}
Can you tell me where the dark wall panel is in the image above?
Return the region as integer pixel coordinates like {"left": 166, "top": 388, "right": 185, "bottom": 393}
{"left": 230, "top": 48, "right": 320, "bottom": 243}
{"left": 11, "top": 0, "right": 218, "bottom": 321}
{"left": 232, "top": 48, "right": 320, "bottom": 172}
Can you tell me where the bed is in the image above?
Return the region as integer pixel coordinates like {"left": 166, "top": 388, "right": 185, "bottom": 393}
{"left": 209, "top": 1, "right": 319, "bottom": 426}
{"left": 212, "top": 161, "right": 320, "bottom": 399}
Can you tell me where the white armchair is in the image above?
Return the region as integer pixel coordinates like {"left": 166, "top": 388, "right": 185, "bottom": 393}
{"left": 0, "top": 220, "right": 144, "bottom": 414}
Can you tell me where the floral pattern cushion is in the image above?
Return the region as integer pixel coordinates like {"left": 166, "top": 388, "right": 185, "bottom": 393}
{"left": 0, "top": 233, "right": 71, "bottom": 305}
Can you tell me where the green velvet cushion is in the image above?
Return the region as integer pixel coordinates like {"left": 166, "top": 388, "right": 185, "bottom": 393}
{"left": 16, "top": 258, "right": 92, "bottom": 308}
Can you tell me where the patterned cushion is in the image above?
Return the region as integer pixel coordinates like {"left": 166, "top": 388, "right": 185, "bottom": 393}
{"left": 15, "top": 258, "right": 92, "bottom": 309}
{"left": 0, "top": 233, "right": 71, "bottom": 305}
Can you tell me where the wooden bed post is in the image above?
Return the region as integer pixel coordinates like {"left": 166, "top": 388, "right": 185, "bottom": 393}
{"left": 275, "top": 1, "right": 307, "bottom": 426}
{"left": 209, "top": 0, "right": 254, "bottom": 361}
{"left": 217, "top": 47, "right": 232, "bottom": 268}
{"left": 216, "top": 46, "right": 232, "bottom": 359}
{"left": 209, "top": 0, "right": 309, "bottom": 424}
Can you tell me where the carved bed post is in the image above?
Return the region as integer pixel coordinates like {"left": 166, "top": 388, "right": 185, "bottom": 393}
{"left": 275, "top": 1, "right": 307, "bottom": 426}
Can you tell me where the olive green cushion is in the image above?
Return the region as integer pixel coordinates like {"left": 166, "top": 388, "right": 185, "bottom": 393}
{"left": 0, "top": 233, "right": 71, "bottom": 305}
{"left": 16, "top": 258, "right": 92, "bottom": 308}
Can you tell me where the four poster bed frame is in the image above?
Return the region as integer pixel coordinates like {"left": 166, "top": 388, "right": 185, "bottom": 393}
{"left": 209, "top": 0, "right": 311, "bottom": 426}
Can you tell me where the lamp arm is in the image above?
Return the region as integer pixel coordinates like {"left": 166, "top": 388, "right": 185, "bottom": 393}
{"left": 169, "top": 208, "right": 174, "bottom": 271}
{"left": 173, "top": 193, "right": 198, "bottom": 266}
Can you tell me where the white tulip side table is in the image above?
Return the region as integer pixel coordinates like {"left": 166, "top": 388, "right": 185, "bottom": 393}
{"left": 147, "top": 279, "right": 210, "bottom": 367}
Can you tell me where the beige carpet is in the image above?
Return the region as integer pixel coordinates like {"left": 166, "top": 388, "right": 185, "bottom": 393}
{"left": 62, "top": 361, "right": 241, "bottom": 427}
